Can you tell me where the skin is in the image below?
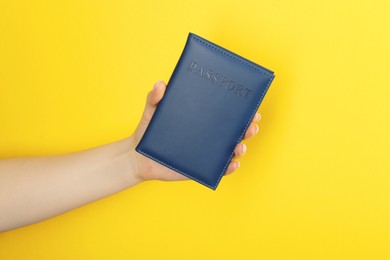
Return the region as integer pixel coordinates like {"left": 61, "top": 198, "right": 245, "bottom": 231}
{"left": 0, "top": 80, "right": 262, "bottom": 232}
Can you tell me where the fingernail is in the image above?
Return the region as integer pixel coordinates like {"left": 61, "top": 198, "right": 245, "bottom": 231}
{"left": 236, "top": 161, "right": 240, "bottom": 169}
{"left": 153, "top": 80, "right": 162, "bottom": 91}
{"left": 242, "top": 143, "right": 247, "bottom": 153}
{"left": 255, "top": 124, "right": 259, "bottom": 134}
{"left": 254, "top": 114, "right": 261, "bottom": 121}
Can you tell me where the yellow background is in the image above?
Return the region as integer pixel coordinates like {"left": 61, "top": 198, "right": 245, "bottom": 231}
{"left": 1, "top": 0, "right": 389, "bottom": 259}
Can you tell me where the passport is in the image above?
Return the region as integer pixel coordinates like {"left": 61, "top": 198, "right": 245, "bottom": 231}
{"left": 135, "top": 32, "right": 275, "bottom": 190}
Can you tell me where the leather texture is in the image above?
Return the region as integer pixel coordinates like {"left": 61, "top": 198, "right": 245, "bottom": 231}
{"left": 135, "top": 32, "right": 275, "bottom": 190}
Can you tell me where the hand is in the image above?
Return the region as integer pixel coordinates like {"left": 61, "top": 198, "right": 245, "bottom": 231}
{"left": 0, "top": 80, "right": 262, "bottom": 231}
{"left": 129, "top": 80, "right": 262, "bottom": 182}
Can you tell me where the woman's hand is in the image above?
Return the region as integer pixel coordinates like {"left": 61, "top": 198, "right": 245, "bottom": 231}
{"left": 128, "top": 80, "right": 262, "bottom": 182}
{"left": 0, "top": 80, "right": 263, "bottom": 232}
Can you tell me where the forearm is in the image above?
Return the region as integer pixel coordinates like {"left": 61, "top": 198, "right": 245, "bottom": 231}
{"left": 0, "top": 136, "right": 142, "bottom": 232}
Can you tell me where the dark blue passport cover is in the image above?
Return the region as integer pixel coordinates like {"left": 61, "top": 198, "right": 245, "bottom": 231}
{"left": 135, "top": 32, "right": 275, "bottom": 190}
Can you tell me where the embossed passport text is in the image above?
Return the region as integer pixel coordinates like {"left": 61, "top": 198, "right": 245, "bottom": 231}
{"left": 135, "top": 32, "right": 275, "bottom": 190}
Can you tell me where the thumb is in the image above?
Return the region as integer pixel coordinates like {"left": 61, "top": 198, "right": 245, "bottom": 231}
{"left": 133, "top": 80, "right": 166, "bottom": 142}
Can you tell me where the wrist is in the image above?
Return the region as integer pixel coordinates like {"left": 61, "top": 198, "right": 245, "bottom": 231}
{"left": 126, "top": 135, "right": 147, "bottom": 184}
{"left": 112, "top": 136, "right": 144, "bottom": 187}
